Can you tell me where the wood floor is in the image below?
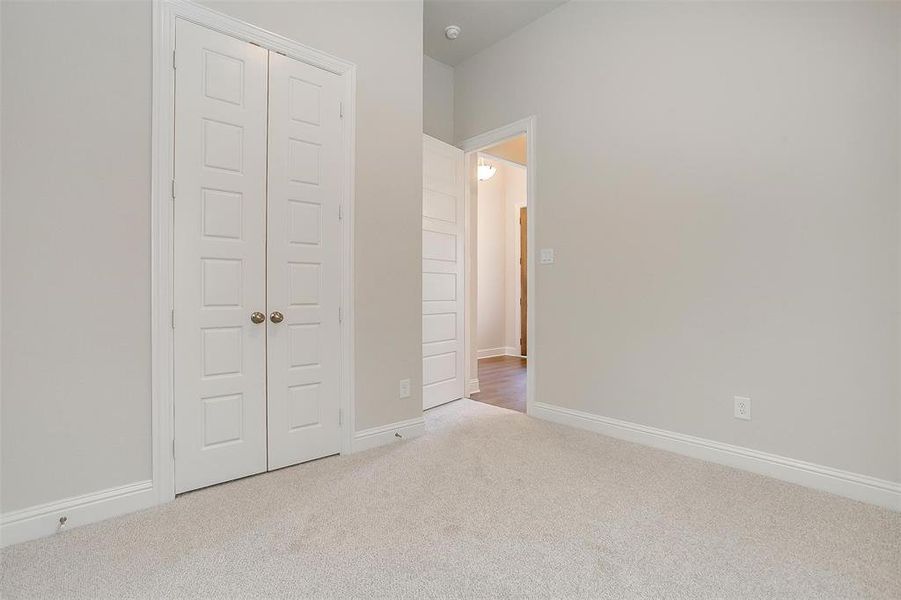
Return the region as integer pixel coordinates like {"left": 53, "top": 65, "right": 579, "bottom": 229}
{"left": 470, "top": 355, "right": 527, "bottom": 413}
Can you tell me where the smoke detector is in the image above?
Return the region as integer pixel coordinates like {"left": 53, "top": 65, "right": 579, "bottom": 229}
{"left": 445, "top": 25, "right": 461, "bottom": 40}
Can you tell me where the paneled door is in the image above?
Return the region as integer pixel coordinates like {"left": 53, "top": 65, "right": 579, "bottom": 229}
{"left": 266, "top": 53, "right": 344, "bottom": 470}
{"left": 422, "top": 135, "right": 465, "bottom": 409}
{"left": 173, "top": 19, "right": 269, "bottom": 493}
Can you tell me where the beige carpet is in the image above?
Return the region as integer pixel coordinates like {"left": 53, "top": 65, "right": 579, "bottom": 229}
{"left": 1, "top": 399, "right": 899, "bottom": 599}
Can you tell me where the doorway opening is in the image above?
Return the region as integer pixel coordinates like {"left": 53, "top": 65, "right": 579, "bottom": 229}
{"left": 469, "top": 136, "right": 528, "bottom": 412}
{"left": 421, "top": 117, "right": 535, "bottom": 416}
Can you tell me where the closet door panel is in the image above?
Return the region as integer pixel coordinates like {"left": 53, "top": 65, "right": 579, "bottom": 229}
{"left": 266, "top": 52, "right": 343, "bottom": 470}
{"left": 173, "top": 19, "right": 269, "bottom": 493}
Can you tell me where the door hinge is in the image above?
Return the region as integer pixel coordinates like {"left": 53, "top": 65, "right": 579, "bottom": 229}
{"left": 338, "top": 204, "right": 343, "bottom": 221}
{"left": 339, "top": 101, "right": 344, "bottom": 119}
{"left": 338, "top": 306, "right": 343, "bottom": 324}
{"left": 171, "top": 309, "right": 175, "bottom": 329}
{"left": 172, "top": 50, "right": 177, "bottom": 70}
{"left": 171, "top": 179, "right": 176, "bottom": 200}
{"left": 172, "top": 439, "right": 176, "bottom": 459}
{"left": 338, "top": 408, "right": 342, "bottom": 426}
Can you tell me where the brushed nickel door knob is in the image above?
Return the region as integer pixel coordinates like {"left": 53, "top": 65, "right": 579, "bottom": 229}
{"left": 250, "top": 312, "right": 265, "bottom": 324}
{"left": 270, "top": 311, "right": 284, "bottom": 324}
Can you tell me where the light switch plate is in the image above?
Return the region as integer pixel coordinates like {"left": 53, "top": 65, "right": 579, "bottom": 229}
{"left": 540, "top": 248, "right": 555, "bottom": 264}
{"left": 399, "top": 378, "right": 411, "bottom": 399}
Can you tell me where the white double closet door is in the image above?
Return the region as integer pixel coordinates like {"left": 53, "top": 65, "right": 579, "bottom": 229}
{"left": 173, "top": 20, "right": 343, "bottom": 494}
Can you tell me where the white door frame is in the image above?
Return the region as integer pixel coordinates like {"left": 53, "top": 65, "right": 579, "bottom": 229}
{"left": 459, "top": 116, "right": 537, "bottom": 414}
{"left": 151, "top": 0, "right": 356, "bottom": 504}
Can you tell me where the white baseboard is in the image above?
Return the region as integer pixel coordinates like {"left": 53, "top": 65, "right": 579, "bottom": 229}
{"left": 477, "top": 346, "right": 522, "bottom": 359}
{"left": 351, "top": 416, "right": 425, "bottom": 453}
{"left": 530, "top": 401, "right": 901, "bottom": 511}
{"left": 0, "top": 480, "right": 157, "bottom": 548}
{"left": 467, "top": 378, "right": 480, "bottom": 395}
{"left": 477, "top": 347, "right": 509, "bottom": 359}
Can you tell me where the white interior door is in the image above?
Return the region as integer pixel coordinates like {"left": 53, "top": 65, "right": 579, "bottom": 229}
{"left": 422, "top": 135, "right": 465, "bottom": 409}
{"left": 173, "top": 19, "right": 269, "bottom": 493}
{"left": 266, "top": 52, "right": 343, "bottom": 470}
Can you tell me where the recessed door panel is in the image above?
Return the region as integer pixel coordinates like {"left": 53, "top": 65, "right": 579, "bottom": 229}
{"left": 423, "top": 313, "right": 456, "bottom": 344}
{"left": 266, "top": 52, "right": 343, "bottom": 471}
{"left": 173, "top": 19, "right": 269, "bottom": 493}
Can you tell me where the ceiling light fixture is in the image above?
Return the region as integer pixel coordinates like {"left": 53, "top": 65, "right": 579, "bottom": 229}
{"left": 477, "top": 158, "right": 497, "bottom": 181}
{"left": 445, "top": 25, "right": 461, "bottom": 40}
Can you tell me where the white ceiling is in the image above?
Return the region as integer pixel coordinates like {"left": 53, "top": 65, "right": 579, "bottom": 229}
{"left": 424, "top": 0, "right": 567, "bottom": 66}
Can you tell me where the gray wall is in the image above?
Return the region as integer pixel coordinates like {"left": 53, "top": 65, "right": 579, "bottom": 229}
{"left": 1, "top": 1, "right": 153, "bottom": 512}
{"left": 423, "top": 55, "right": 454, "bottom": 144}
{"left": 0, "top": 0, "right": 424, "bottom": 512}
{"left": 455, "top": 1, "right": 901, "bottom": 481}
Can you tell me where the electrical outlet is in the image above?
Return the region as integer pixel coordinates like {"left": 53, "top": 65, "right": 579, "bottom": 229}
{"left": 734, "top": 396, "right": 751, "bottom": 420}
{"left": 399, "top": 378, "right": 411, "bottom": 399}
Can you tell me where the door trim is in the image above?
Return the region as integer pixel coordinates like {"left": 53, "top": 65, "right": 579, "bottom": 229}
{"left": 519, "top": 206, "right": 527, "bottom": 357}
{"left": 459, "top": 116, "right": 537, "bottom": 414}
{"left": 152, "top": 0, "right": 357, "bottom": 504}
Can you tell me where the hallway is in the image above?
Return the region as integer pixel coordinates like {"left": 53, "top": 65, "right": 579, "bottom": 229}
{"left": 470, "top": 356, "right": 526, "bottom": 413}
